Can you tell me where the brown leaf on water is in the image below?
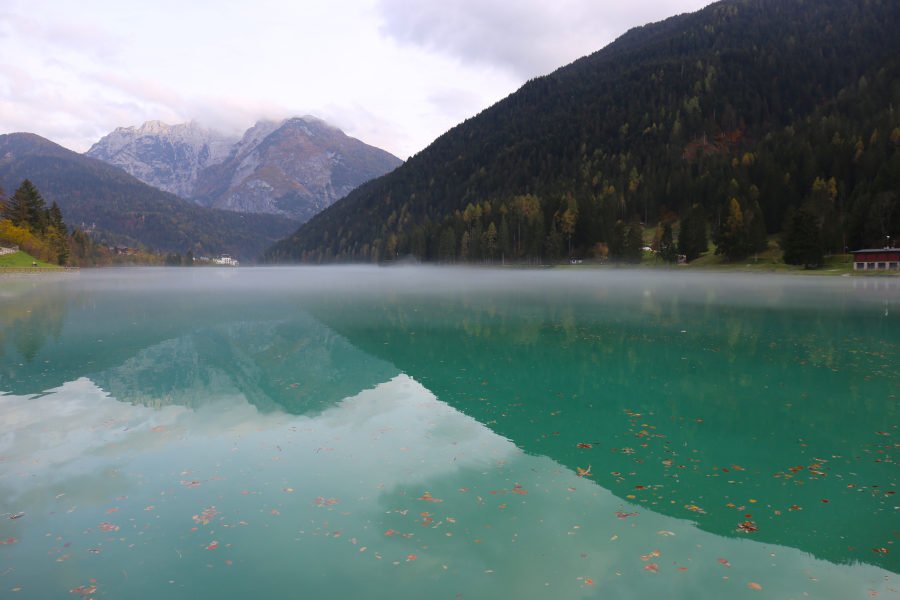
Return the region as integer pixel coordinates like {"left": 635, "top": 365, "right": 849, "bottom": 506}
{"left": 737, "top": 520, "right": 758, "bottom": 533}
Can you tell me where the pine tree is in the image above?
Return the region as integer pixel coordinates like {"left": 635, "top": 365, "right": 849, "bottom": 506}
{"left": 659, "top": 222, "right": 678, "bottom": 263}
{"left": 0, "top": 184, "right": 7, "bottom": 221}
{"left": 498, "top": 215, "right": 510, "bottom": 264}
{"left": 610, "top": 220, "right": 626, "bottom": 260}
{"left": 624, "top": 223, "right": 644, "bottom": 264}
{"left": 678, "top": 204, "right": 708, "bottom": 262}
{"left": 782, "top": 207, "right": 824, "bottom": 268}
{"left": 49, "top": 201, "right": 66, "bottom": 232}
{"left": 9, "top": 180, "right": 48, "bottom": 232}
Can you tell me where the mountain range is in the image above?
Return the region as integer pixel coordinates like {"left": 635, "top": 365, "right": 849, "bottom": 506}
{"left": 0, "top": 133, "right": 299, "bottom": 260}
{"left": 86, "top": 117, "right": 403, "bottom": 222}
{"left": 263, "top": 0, "right": 900, "bottom": 264}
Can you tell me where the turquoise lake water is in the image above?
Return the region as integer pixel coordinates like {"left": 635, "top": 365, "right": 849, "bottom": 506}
{"left": 0, "top": 267, "right": 897, "bottom": 598}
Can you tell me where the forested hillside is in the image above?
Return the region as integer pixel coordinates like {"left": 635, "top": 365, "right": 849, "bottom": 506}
{"left": 264, "top": 0, "right": 900, "bottom": 264}
{"left": 0, "top": 133, "right": 299, "bottom": 260}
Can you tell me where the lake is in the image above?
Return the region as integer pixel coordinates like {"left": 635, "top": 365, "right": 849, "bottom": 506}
{"left": 1, "top": 266, "right": 897, "bottom": 598}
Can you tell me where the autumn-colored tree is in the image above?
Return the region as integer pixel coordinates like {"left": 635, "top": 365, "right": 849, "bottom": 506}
{"left": 716, "top": 198, "right": 749, "bottom": 260}
{"left": 483, "top": 222, "right": 498, "bottom": 262}
{"left": 560, "top": 195, "right": 578, "bottom": 256}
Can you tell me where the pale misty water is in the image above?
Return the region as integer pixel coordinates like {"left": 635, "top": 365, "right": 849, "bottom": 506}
{"left": 0, "top": 267, "right": 897, "bottom": 599}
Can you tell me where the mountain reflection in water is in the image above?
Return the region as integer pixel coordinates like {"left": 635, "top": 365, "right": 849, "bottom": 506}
{"left": 0, "top": 267, "right": 897, "bottom": 599}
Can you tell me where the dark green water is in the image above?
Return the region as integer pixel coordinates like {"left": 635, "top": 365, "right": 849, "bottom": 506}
{"left": 0, "top": 267, "right": 897, "bottom": 598}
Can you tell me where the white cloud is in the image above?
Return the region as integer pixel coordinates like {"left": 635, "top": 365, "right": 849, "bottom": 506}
{"left": 376, "top": 0, "right": 713, "bottom": 79}
{"left": 1, "top": 0, "right": 712, "bottom": 158}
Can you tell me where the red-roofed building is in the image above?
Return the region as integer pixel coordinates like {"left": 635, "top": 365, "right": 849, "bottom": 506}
{"left": 851, "top": 248, "right": 900, "bottom": 271}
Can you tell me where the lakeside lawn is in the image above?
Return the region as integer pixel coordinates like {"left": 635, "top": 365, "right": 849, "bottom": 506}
{"left": 0, "top": 250, "right": 61, "bottom": 269}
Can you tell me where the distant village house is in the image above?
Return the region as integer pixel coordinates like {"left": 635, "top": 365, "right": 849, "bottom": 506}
{"left": 213, "top": 254, "right": 239, "bottom": 266}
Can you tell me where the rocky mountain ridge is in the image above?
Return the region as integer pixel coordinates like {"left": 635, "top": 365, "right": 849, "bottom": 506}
{"left": 86, "top": 117, "right": 403, "bottom": 221}
{"left": 86, "top": 121, "right": 236, "bottom": 199}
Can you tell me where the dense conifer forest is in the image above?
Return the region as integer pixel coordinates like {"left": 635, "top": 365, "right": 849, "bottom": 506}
{"left": 264, "top": 0, "right": 900, "bottom": 265}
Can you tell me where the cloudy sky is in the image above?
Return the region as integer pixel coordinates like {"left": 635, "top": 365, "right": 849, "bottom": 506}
{"left": 1, "top": 0, "right": 711, "bottom": 159}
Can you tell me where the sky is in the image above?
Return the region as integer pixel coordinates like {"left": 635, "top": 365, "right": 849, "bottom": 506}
{"left": 0, "top": 0, "right": 711, "bottom": 160}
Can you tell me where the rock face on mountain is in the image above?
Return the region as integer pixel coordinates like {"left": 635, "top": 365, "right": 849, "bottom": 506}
{"left": 87, "top": 117, "right": 403, "bottom": 221}
{"left": 86, "top": 121, "right": 236, "bottom": 199}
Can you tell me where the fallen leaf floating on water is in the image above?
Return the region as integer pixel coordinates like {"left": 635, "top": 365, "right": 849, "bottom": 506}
{"left": 205, "top": 541, "right": 218, "bottom": 550}
{"left": 313, "top": 497, "right": 339, "bottom": 506}
{"left": 615, "top": 511, "right": 638, "bottom": 519}
{"left": 737, "top": 521, "right": 759, "bottom": 533}
{"left": 748, "top": 582, "right": 763, "bottom": 591}
{"left": 193, "top": 507, "right": 219, "bottom": 525}
{"left": 576, "top": 443, "right": 593, "bottom": 448}
{"left": 576, "top": 465, "right": 592, "bottom": 477}
{"left": 8, "top": 513, "right": 24, "bottom": 520}
{"left": 643, "top": 563, "right": 660, "bottom": 573}
{"left": 873, "top": 548, "right": 890, "bottom": 554}
{"left": 70, "top": 583, "right": 99, "bottom": 597}
{"left": 0, "top": 537, "right": 19, "bottom": 545}
{"left": 418, "top": 492, "right": 443, "bottom": 503}
{"left": 97, "top": 522, "right": 118, "bottom": 532}
{"left": 717, "top": 558, "right": 732, "bottom": 567}
{"left": 640, "top": 550, "right": 661, "bottom": 561}
{"left": 585, "top": 578, "right": 595, "bottom": 585}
